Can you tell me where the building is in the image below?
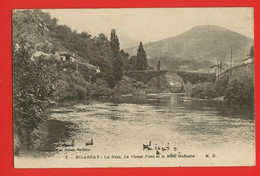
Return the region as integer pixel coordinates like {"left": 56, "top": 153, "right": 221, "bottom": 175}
{"left": 59, "top": 52, "right": 77, "bottom": 63}
{"left": 96, "top": 67, "right": 101, "bottom": 73}
{"left": 210, "top": 60, "right": 224, "bottom": 78}
{"left": 210, "top": 64, "right": 218, "bottom": 74}
{"left": 53, "top": 51, "right": 100, "bottom": 73}
{"left": 30, "top": 50, "right": 50, "bottom": 61}
{"left": 242, "top": 56, "right": 254, "bottom": 65}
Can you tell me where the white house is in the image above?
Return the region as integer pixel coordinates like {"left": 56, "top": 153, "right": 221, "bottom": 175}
{"left": 96, "top": 66, "right": 101, "bottom": 73}
{"left": 70, "top": 55, "right": 77, "bottom": 62}
{"left": 30, "top": 50, "right": 50, "bottom": 61}
{"left": 242, "top": 56, "right": 254, "bottom": 65}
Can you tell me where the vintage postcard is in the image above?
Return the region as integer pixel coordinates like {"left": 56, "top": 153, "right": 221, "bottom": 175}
{"left": 13, "top": 8, "right": 255, "bottom": 168}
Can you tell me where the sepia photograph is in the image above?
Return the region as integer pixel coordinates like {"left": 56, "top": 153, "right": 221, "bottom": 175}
{"left": 12, "top": 8, "right": 255, "bottom": 168}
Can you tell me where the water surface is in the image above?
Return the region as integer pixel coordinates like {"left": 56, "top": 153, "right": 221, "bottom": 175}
{"left": 16, "top": 94, "right": 255, "bottom": 167}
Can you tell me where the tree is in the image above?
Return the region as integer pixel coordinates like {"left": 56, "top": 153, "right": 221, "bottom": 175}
{"left": 128, "top": 56, "right": 137, "bottom": 70}
{"left": 104, "top": 68, "right": 116, "bottom": 88}
{"left": 157, "top": 60, "right": 161, "bottom": 70}
{"left": 118, "top": 50, "right": 130, "bottom": 70}
{"left": 13, "top": 44, "right": 57, "bottom": 142}
{"left": 136, "top": 42, "right": 148, "bottom": 70}
{"left": 110, "top": 29, "right": 120, "bottom": 58}
{"left": 113, "top": 55, "right": 124, "bottom": 83}
{"left": 110, "top": 29, "right": 123, "bottom": 86}
{"left": 248, "top": 44, "right": 254, "bottom": 58}
{"left": 214, "top": 74, "right": 229, "bottom": 96}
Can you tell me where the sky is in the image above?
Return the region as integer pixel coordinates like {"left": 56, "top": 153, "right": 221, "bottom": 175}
{"left": 43, "top": 8, "right": 254, "bottom": 43}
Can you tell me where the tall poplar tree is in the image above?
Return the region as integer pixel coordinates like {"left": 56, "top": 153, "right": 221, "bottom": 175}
{"left": 136, "top": 42, "right": 148, "bottom": 70}
{"left": 110, "top": 29, "right": 123, "bottom": 85}
{"left": 248, "top": 45, "right": 254, "bottom": 58}
{"left": 110, "top": 29, "right": 120, "bottom": 58}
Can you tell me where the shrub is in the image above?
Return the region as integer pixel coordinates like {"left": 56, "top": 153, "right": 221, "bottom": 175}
{"left": 214, "top": 75, "right": 229, "bottom": 96}
{"left": 115, "top": 76, "right": 132, "bottom": 94}
{"left": 225, "top": 76, "right": 254, "bottom": 104}
{"left": 191, "top": 83, "right": 219, "bottom": 99}
{"left": 55, "top": 70, "right": 89, "bottom": 101}
{"left": 89, "top": 79, "right": 114, "bottom": 97}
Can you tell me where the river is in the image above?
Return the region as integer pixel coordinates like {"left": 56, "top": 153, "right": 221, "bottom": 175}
{"left": 15, "top": 93, "right": 255, "bottom": 167}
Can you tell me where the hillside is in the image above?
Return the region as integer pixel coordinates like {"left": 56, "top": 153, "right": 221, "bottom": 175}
{"left": 117, "top": 34, "right": 139, "bottom": 49}
{"left": 125, "top": 25, "right": 254, "bottom": 72}
{"left": 103, "top": 32, "right": 139, "bottom": 49}
{"left": 13, "top": 9, "right": 138, "bottom": 89}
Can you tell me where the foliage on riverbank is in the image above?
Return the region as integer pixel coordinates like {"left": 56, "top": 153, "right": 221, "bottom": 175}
{"left": 55, "top": 70, "right": 90, "bottom": 101}
{"left": 10, "top": 10, "right": 118, "bottom": 154}
{"left": 190, "top": 73, "right": 254, "bottom": 105}
{"left": 13, "top": 9, "right": 155, "bottom": 152}
{"left": 116, "top": 76, "right": 134, "bottom": 95}
{"left": 13, "top": 46, "right": 57, "bottom": 147}
{"left": 225, "top": 75, "right": 254, "bottom": 104}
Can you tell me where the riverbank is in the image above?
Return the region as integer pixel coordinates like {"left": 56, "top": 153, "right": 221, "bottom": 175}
{"left": 190, "top": 70, "right": 254, "bottom": 105}
{"left": 182, "top": 96, "right": 225, "bottom": 101}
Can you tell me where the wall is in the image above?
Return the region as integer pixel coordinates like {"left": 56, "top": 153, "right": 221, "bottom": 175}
{"left": 219, "top": 62, "right": 254, "bottom": 80}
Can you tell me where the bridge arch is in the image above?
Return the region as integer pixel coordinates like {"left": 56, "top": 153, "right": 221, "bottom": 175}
{"left": 123, "top": 70, "right": 216, "bottom": 94}
{"left": 164, "top": 71, "right": 186, "bottom": 93}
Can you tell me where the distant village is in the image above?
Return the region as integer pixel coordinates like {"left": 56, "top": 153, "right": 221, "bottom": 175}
{"left": 209, "top": 49, "right": 254, "bottom": 78}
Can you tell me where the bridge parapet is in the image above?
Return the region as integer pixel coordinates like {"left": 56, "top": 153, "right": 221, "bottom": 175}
{"left": 219, "top": 62, "right": 254, "bottom": 79}
{"left": 124, "top": 70, "right": 217, "bottom": 94}
{"left": 176, "top": 71, "right": 216, "bottom": 84}
{"left": 123, "top": 70, "right": 167, "bottom": 84}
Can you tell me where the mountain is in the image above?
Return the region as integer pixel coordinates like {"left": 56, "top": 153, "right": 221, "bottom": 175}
{"left": 104, "top": 32, "right": 139, "bottom": 49}
{"left": 125, "top": 25, "right": 254, "bottom": 72}
{"left": 118, "top": 34, "right": 139, "bottom": 49}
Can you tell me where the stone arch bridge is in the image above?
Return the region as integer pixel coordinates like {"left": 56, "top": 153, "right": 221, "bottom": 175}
{"left": 123, "top": 70, "right": 216, "bottom": 94}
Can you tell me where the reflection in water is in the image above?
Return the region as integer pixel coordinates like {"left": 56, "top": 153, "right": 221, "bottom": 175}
{"left": 19, "top": 120, "right": 77, "bottom": 157}
{"left": 37, "top": 120, "right": 77, "bottom": 152}
{"left": 19, "top": 93, "right": 255, "bottom": 160}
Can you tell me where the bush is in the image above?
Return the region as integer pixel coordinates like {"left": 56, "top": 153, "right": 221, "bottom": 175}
{"left": 78, "top": 63, "right": 94, "bottom": 82}
{"left": 214, "top": 75, "right": 229, "bottom": 96}
{"left": 191, "top": 73, "right": 254, "bottom": 105}
{"left": 225, "top": 76, "right": 254, "bottom": 104}
{"left": 55, "top": 70, "right": 89, "bottom": 101}
{"left": 89, "top": 79, "right": 114, "bottom": 97}
{"left": 116, "top": 76, "right": 134, "bottom": 94}
{"left": 191, "top": 82, "right": 219, "bottom": 99}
